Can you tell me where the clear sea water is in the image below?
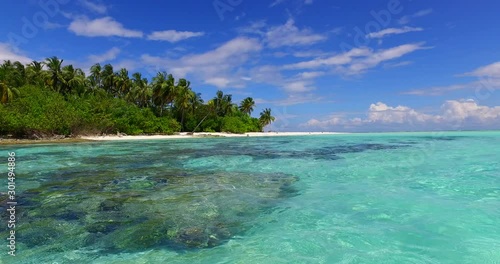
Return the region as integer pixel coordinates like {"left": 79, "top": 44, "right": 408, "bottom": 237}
{"left": 1, "top": 131, "right": 499, "bottom": 264}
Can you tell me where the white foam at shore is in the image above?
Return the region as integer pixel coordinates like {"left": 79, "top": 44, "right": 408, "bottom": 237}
{"left": 81, "top": 132, "right": 348, "bottom": 141}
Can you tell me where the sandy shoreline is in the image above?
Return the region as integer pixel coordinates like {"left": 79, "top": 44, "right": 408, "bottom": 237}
{"left": 81, "top": 132, "right": 348, "bottom": 141}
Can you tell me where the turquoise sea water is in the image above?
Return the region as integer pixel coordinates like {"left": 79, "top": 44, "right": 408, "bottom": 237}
{"left": 1, "top": 131, "right": 499, "bottom": 263}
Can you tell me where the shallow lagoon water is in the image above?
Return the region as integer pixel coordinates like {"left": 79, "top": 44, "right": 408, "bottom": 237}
{"left": 1, "top": 131, "right": 499, "bottom": 263}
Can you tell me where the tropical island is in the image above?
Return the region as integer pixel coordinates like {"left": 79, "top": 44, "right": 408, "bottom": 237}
{"left": 0, "top": 57, "right": 276, "bottom": 140}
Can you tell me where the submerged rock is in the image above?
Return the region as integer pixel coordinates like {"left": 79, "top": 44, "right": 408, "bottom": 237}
{"left": 99, "top": 199, "right": 124, "bottom": 212}
{"left": 9, "top": 169, "right": 299, "bottom": 252}
{"left": 176, "top": 226, "right": 209, "bottom": 248}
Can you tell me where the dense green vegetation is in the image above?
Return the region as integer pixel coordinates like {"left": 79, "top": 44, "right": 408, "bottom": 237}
{"left": 0, "top": 57, "right": 275, "bottom": 138}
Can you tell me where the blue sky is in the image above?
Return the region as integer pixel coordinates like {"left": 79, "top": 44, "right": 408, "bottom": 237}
{"left": 1, "top": 0, "right": 499, "bottom": 131}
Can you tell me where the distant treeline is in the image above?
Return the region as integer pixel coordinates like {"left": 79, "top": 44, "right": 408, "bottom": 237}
{"left": 0, "top": 57, "right": 275, "bottom": 138}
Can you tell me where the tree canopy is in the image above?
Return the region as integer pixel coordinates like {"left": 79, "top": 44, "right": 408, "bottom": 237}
{"left": 0, "top": 58, "right": 275, "bottom": 138}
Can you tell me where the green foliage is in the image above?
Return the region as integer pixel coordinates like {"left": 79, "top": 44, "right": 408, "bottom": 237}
{"left": 0, "top": 58, "right": 273, "bottom": 137}
{"left": 1, "top": 85, "right": 77, "bottom": 136}
{"left": 200, "top": 117, "right": 221, "bottom": 132}
{"left": 0, "top": 85, "right": 180, "bottom": 137}
{"left": 221, "top": 116, "right": 247, "bottom": 134}
{"left": 220, "top": 114, "right": 262, "bottom": 134}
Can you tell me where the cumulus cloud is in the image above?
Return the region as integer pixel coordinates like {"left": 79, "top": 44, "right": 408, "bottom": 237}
{"left": 68, "top": 16, "right": 143, "bottom": 38}
{"left": 366, "top": 102, "right": 436, "bottom": 124}
{"left": 304, "top": 116, "right": 343, "bottom": 127}
{"left": 441, "top": 99, "right": 500, "bottom": 123}
{"left": 302, "top": 100, "right": 500, "bottom": 131}
{"left": 366, "top": 26, "right": 423, "bottom": 39}
{"left": 147, "top": 30, "right": 205, "bottom": 42}
{"left": 0, "top": 43, "right": 32, "bottom": 64}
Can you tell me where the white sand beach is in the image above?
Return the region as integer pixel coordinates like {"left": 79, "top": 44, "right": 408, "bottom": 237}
{"left": 81, "top": 132, "right": 348, "bottom": 141}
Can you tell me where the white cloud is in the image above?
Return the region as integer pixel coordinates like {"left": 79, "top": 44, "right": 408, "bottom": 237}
{"left": 285, "top": 43, "right": 426, "bottom": 75}
{"left": 239, "top": 19, "right": 326, "bottom": 48}
{"left": 366, "top": 26, "right": 423, "bottom": 39}
{"left": 147, "top": 30, "right": 205, "bottom": 42}
{"left": 345, "top": 43, "right": 426, "bottom": 74}
{"left": 464, "top": 61, "right": 500, "bottom": 78}
{"left": 87, "top": 47, "right": 120, "bottom": 64}
{"left": 302, "top": 100, "right": 500, "bottom": 130}
{"left": 0, "top": 43, "right": 32, "bottom": 64}
{"left": 181, "top": 37, "right": 261, "bottom": 65}
{"left": 404, "top": 84, "right": 465, "bottom": 96}
{"left": 113, "top": 59, "right": 139, "bottom": 72}
{"left": 414, "top": 9, "right": 434, "bottom": 17}
{"left": 270, "top": 0, "right": 313, "bottom": 7}
{"left": 283, "top": 81, "right": 314, "bottom": 92}
{"left": 304, "top": 116, "right": 343, "bottom": 127}
{"left": 266, "top": 19, "right": 326, "bottom": 48}
{"left": 247, "top": 65, "right": 284, "bottom": 84}
{"left": 404, "top": 62, "right": 500, "bottom": 95}
{"left": 256, "top": 93, "right": 327, "bottom": 106}
{"left": 297, "top": 71, "right": 325, "bottom": 79}
{"left": 292, "top": 50, "right": 330, "bottom": 58}
{"left": 140, "top": 37, "right": 262, "bottom": 88}
{"left": 79, "top": 0, "right": 107, "bottom": 14}
{"left": 441, "top": 99, "right": 500, "bottom": 123}
{"left": 68, "top": 16, "right": 143, "bottom": 38}
{"left": 269, "top": 0, "right": 285, "bottom": 7}
{"left": 383, "top": 61, "right": 413, "bottom": 69}
{"left": 284, "top": 47, "right": 371, "bottom": 69}
{"left": 366, "top": 102, "right": 436, "bottom": 124}
{"left": 399, "top": 9, "right": 433, "bottom": 25}
{"left": 64, "top": 47, "right": 122, "bottom": 74}
{"left": 205, "top": 77, "right": 231, "bottom": 88}
{"left": 238, "top": 20, "right": 267, "bottom": 35}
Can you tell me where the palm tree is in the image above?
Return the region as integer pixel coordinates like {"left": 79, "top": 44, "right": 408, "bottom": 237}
{"left": 174, "top": 78, "right": 194, "bottom": 131}
{"left": 189, "top": 92, "right": 203, "bottom": 114}
{"left": 61, "top": 65, "right": 86, "bottom": 95}
{"left": 101, "top": 64, "right": 115, "bottom": 95}
{"left": 26, "top": 61, "right": 46, "bottom": 87}
{"left": 114, "top": 68, "right": 131, "bottom": 98}
{"left": 212, "top": 90, "right": 235, "bottom": 116}
{"left": 128, "top": 72, "right": 152, "bottom": 107}
{"left": 44, "top": 56, "right": 64, "bottom": 92}
{"left": 0, "top": 60, "right": 14, "bottom": 83}
{"left": 239, "top": 97, "right": 255, "bottom": 115}
{"left": 0, "top": 82, "right": 20, "bottom": 104}
{"left": 259, "top": 108, "right": 275, "bottom": 130}
{"left": 12, "top": 61, "right": 26, "bottom": 88}
{"left": 212, "top": 90, "right": 224, "bottom": 115}
{"left": 89, "top": 63, "right": 102, "bottom": 90}
{"left": 152, "top": 72, "right": 176, "bottom": 116}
